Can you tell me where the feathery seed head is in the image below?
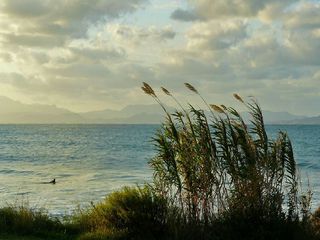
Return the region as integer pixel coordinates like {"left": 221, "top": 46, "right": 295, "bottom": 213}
{"left": 233, "top": 93, "right": 244, "bottom": 103}
{"left": 142, "top": 82, "right": 156, "bottom": 97}
{"left": 161, "top": 87, "right": 171, "bottom": 96}
{"left": 184, "top": 83, "right": 198, "bottom": 94}
{"left": 210, "top": 104, "right": 225, "bottom": 113}
{"left": 220, "top": 104, "right": 227, "bottom": 110}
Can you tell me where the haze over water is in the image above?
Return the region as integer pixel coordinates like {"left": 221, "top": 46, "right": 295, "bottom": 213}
{"left": 0, "top": 124, "right": 319, "bottom": 216}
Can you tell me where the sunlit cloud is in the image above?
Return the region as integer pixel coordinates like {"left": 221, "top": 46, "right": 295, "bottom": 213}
{"left": 0, "top": 0, "right": 319, "bottom": 115}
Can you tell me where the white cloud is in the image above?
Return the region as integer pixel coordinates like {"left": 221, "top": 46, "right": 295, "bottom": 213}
{"left": 148, "top": 1, "right": 320, "bottom": 115}
{"left": 186, "top": 19, "right": 248, "bottom": 52}
{"left": 0, "top": 0, "right": 156, "bottom": 110}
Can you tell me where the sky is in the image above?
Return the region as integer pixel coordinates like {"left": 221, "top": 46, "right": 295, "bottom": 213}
{"left": 0, "top": 0, "right": 319, "bottom": 116}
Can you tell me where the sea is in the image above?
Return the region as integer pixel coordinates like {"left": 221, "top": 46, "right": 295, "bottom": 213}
{"left": 0, "top": 124, "right": 319, "bottom": 216}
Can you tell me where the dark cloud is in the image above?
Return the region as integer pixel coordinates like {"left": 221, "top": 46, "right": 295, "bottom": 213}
{"left": 0, "top": 0, "right": 148, "bottom": 39}
{"left": 69, "top": 47, "right": 126, "bottom": 62}
{"left": 0, "top": 72, "right": 30, "bottom": 88}
{"left": 160, "top": 30, "right": 176, "bottom": 39}
{"left": 111, "top": 24, "right": 176, "bottom": 44}
{"left": 2, "top": 33, "right": 65, "bottom": 48}
{"left": 188, "top": 0, "right": 295, "bottom": 19}
{"left": 2, "top": 0, "right": 51, "bottom": 18}
{"left": 171, "top": 8, "right": 200, "bottom": 22}
{"left": 0, "top": 52, "right": 13, "bottom": 62}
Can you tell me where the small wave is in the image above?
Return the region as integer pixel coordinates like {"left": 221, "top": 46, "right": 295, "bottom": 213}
{"left": 16, "top": 191, "right": 33, "bottom": 196}
{"left": 0, "top": 169, "right": 34, "bottom": 175}
{"left": 60, "top": 189, "right": 74, "bottom": 192}
{"left": 298, "top": 162, "right": 320, "bottom": 170}
{"left": 57, "top": 173, "right": 74, "bottom": 178}
{"left": 297, "top": 162, "right": 312, "bottom": 168}
{"left": 115, "top": 175, "right": 135, "bottom": 179}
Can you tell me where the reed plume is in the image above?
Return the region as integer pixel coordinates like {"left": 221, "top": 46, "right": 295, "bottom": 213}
{"left": 142, "top": 82, "right": 156, "bottom": 97}
{"left": 184, "top": 83, "right": 198, "bottom": 94}
{"left": 210, "top": 104, "right": 225, "bottom": 114}
{"left": 233, "top": 93, "right": 244, "bottom": 103}
{"left": 161, "top": 87, "right": 171, "bottom": 96}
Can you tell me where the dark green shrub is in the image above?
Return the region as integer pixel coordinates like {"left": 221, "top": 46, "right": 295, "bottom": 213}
{"left": 74, "top": 186, "right": 169, "bottom": 240}
{"left": 0, "top": 205, "right": 65, "bottom": 238}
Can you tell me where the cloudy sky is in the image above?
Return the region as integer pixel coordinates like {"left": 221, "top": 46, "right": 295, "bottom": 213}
{"left": 0, "top": 0, "right": 319, "bottom": 115}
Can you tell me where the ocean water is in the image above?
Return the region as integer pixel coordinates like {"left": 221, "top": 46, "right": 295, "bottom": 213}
{"left": 0, "top": 124, "right": 319, "bottom": 216}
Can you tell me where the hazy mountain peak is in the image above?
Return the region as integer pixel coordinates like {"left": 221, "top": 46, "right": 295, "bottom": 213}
{"left": 0, "top": 96, "right": 83, "bottom": 123}
{"left": 0, "top": 96, "right": 318, "bottom": 124}
{"left": 120, "top": 104, "right": 172, "bottom": 114}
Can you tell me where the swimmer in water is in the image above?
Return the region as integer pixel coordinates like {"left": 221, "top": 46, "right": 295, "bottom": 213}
{"left": 40, "top": 178, "right": 56, "bottom": 184}
{"left": 49, "top": 178, "right": 56, "bottom": 184}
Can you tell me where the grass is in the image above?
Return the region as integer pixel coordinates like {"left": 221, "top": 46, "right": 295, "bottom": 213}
{"left": 72, "top": 186, "right": 170, "bottom": 240}
{"left": 0, "top": 187, "right": 169, "bottom": 240}
{"left": 0, "top": 234, "right": 43, "bottom": 240}
{"left": 1, "top": 82, "right": 320, "bottom": 239}
{"left": 143, "top": 82, "right": 305, "bottom": 221}
{"left": 0, "top": 205, "right": 68, "bottom": 239}
{"left": 0, "top": 202, "right": 78, "bottom": 240}
{"left": 141, "top": 82, "right": 317, "bottom": 239}
{"left": 0, "top": 186, "right": 319, "bottom": 240}
{"left": 2, "top": 192, "right": 319, "bottom": 240}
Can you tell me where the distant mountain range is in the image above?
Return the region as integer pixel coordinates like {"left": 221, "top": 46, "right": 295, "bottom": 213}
{"left": 283, "top": 115, "right": 320, "bottom": 125}
{"left": 79, "top": 104, "right": 172, "bottom": 124}
{"left": 0, "top": 96, "right": 167, "bottom": 124}
{"left": 0, "top": 96, "right": 85, "bottom": 124}
{"left": 241, "top": 111, "right": 307, "bottom": 124}
{"left": 0, "top": 96, "right": 319, "bottom": 124}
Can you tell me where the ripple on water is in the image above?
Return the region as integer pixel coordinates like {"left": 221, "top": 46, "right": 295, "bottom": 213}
{"left": 0, "top": 169, "right": 34, "bottom": 175}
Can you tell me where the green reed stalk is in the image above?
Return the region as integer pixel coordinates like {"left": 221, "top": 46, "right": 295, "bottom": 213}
{"left": 142, "top": 82, "right": 308, "bottom": 225}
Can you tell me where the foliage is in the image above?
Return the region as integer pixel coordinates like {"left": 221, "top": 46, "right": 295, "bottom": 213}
{"left": 0, "top": 203, "right": 68, "bottom": 239}
{"left": 142, "top": 82, "right": 309, "bottom": 226}
{"left": 73, "top": 186, "right": 169, "bottom": 240}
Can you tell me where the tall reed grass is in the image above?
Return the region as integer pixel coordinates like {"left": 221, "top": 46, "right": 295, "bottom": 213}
{"left": 142, "top": 82, "right": 311, "bottom": 226}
